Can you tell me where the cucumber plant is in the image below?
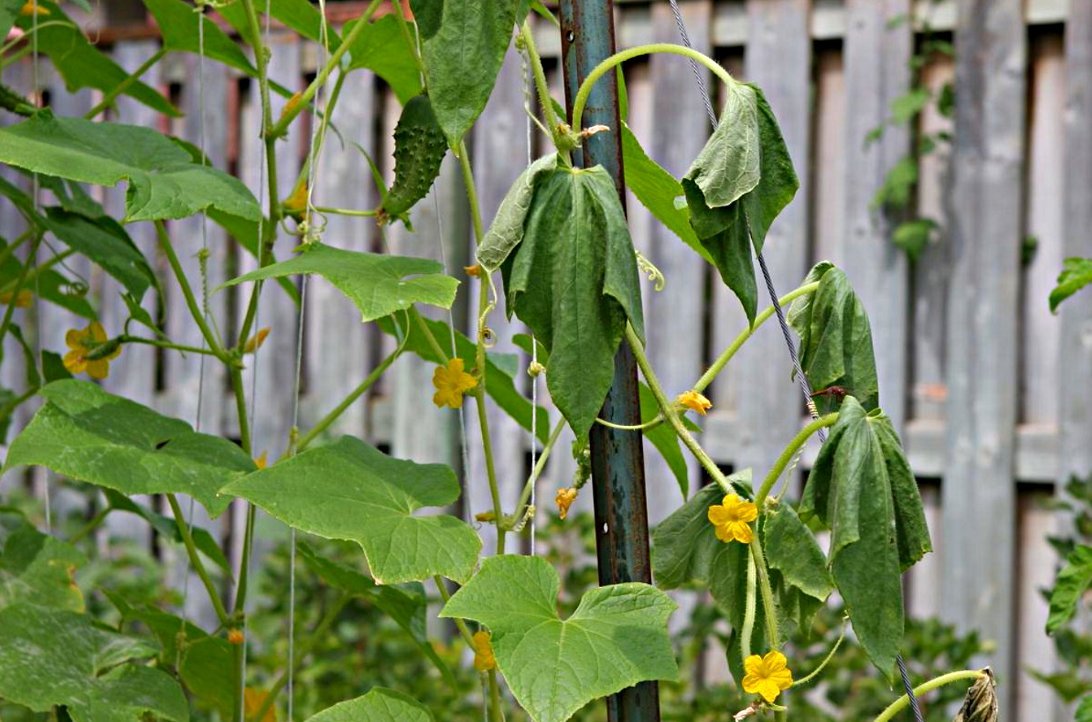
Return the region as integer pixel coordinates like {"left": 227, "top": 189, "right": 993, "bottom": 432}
{"left": 0, "top": 2, "right": 996, "bottom": 721}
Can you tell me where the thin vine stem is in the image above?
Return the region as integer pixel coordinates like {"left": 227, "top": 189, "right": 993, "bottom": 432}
{"left": 692, "top": 281, "right": 819, "bottom": 394}
{"left": 511, "top": 418, "right": 566, "bottom": 528}
{"left": 518, "top": 20, "right": 560, "bottom": 144}
{"left": 0, "top": 231, "right": 42, "bottom": 348}
{"left": 754, "top": 413, "right": 838, "bottom": 510}
{"left": 120, "top": 335, "right": 222, "bottom": 357}
{"left": 155, "top": 221, "right": 225, "bottom": 358}
{"left": 166, "top": 493, "right": 230, "bottom": 625}
{"left": 594, "top": 414, "right": 662, "bottom": 431}
{"left": 572, "top": 43, "right": 733, "bottom": 132}
{"left": 872, "top": 670, "right": 986, "bottom": 722}
{"left": 791, "top": 616, "right": 848, "bottom": 689}
{"left": 84, "top": 48, "right": 167, "bottom": 119}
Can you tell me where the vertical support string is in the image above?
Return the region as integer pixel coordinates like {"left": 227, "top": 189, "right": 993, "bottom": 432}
{"left": 519, "top": 33, "right": 538, "bottom": 555}
{"left": 662, "top": 2, "right": 923, "bottom": 719}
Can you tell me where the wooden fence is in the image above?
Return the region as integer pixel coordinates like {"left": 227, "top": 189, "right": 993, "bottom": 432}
{"left": 2, "top": 1, "right": 1091, "bottom": 720}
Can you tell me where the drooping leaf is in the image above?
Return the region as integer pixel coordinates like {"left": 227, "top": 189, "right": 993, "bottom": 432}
{"left": 441, "top": 555, "right": 678, "bottom": 722}
{"left": 222, "top": 436, "right": 481, "bottom": 584}
{"left": 0, "top": 603, "right": 185, "bottom": 722}
{"left": 621, "top": 122, "right": 706, "bottom": 261}
{"left": 0, "top": 113, "right": 260, "bottom": 221}
{"left": 305, "top": 688, "right": 435, "bottom": 722}
{"left": 799, "top": 396, "right": 931, "bottom": 678}
{"left": 219, "top": 243, "right": 458, "bottom": 322}
{"left": 477, "top": 153, "right": 558, "bottom": 272}
{"left": 103, "top": 489, "right": 231, "bottom": 574}
{"left": 381, "top": 95, "right": 448, "bottom": 220}
{"left": 1050, "top": 257, "right": 1092, "bottom": 313}
{"left": 16, "top": 4, "right": 177, "bottom": 116}
{"left": 1047, "top": 544, "right": 1092, "bottom": 634}
{"left": 296, "top": 541, "right": 455, "bottom": 686}
{"left": 763, "top": 500, "right": 833, "bottom": 635}
{"left": 144, "top": 0, "right": 256, "bottom": 74}
{"left": 503, "top": 165, "right": 644, "bottom": 439}
{"left": 682, "top": 82, "right": 798, "bottom": 325}
{"left": 787, "top": 263, "right": 879, "bottom": 414}
{"left": 0, "top": 516, "right": 86, "bottom": 611}
{"left": 409, "top": 0, "right": 519, "bottom": 147}
{"left": 3, "top": 380, "right": 255, "bottom": 517}
{"left": 377, "top": 307, "right": 550, "bottom": 446}
{"left": 344, "top": 14, "right": 422, "bottom": 104}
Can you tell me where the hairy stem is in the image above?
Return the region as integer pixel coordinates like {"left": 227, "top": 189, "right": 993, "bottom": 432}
{"left": 511, "top": 418, "right": 566, "bottom": 527}
{"left": 754, "top": 413, "right": 838, "bottom": 509}
{"left": 519, "top": 20, "right": 560, "bottom": 143}
{"left": 155, "top": 221, "right": 224, "bottom": 358}
{"left": 166, "top": 493, "right": 230, "bottom": 625}
{"left": 873, "top": 671, "right": 986, "bottom": 722}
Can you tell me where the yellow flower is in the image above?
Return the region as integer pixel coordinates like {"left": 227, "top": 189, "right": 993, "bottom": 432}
{"left": 472, "top": 630, "right": 496, "bottom": 672}
{"left": 243, "top": 688, "right": 276, "bottom": 722}
{"left": 254, "top": 451, "right": 268, "bottom": 470}
{"left": 283, "top": 182, "right": 308, "bottom": 220}
{"left": 742, "top": 650, "right": 793, "bottom": 703}
{"left": 556, "top": 487, "right": 578, "bottom": 520}
{"left": 227, "top": 628, "right": 245, "bottom": 645}
{"left": 244, "top": 327, "right": 271, "bottom": 354}
{"left": 432, "top": 358, "right": 477, "bottom": 409}
{"left": 0, "top": 288, "right": 32, "bottom": 307}
{"left": 464, "top": 264, "right": 482, "bottom": 277}
{"left": 63, "top": 322, "right": 121, "bottom": 380}
{"left": 19, "top": 1, "right": 49, "bottom": 15}
{"left": 707, "top": 493, "right": 757, "bottom": 544}
{"left": 677, "top": 389, "right": 712, "bottom": 415}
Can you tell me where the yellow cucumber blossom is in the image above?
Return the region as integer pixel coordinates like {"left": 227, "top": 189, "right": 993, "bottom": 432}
{"left": 19, "top": 1, "right": 49, "bottom": 15}
{"left": 432, "top": 358, "right": 477, "bottom": 409}
{"left": 227, "top": 628, "right": 244, "bottom": 645}
{"left": 283, "top": 182, "right": 309, "bottom": 220}
{"left": 0, "top": 288, "right": 32, "bottom": 307}
{"left": 244, "top": 327, "right": 271, "bottom": 354}
{"left": 707, "top": 493, "right": 758, "bottom": 544}
{"left": 63, "top": 322, "right": 121, "bottom": 380}
{"left": 472, "top": 630, "right": 496, "bottom": 672}
{"left": 555, "top": 487, "right": 578, "bottom": 520}
{"left": 742, "top": 650, "right": 793, "bottom": 703}
{"left": 677, "top": 389, "right": 712, "bottom": 415}
{"left": 464, "top": 263, "right": 482, "bottom": 277}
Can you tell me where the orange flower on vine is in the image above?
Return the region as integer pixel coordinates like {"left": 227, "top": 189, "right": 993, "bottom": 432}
{"left": 707, "top": 493, "right": 757, "bottom": 544}
{"left": 432, "top": 358, "right": 477, "bottom": 409}
{"left": 677, "top": 389, "right": 712, "bottom": 415}
{"left": 556, "top": 487, "right": 578, "bottom": 519}
{"left": 19, "top": 1, "right": 49, "bottom": 15}
{"left": 472, "top": 630, "right": 496, "bottom": 672}
{"left": 742, "top": 650, "right": 793, "bottom": 703}
{"left": 0, "top": 289, "right": 32, "bottom": 307}
{"left": 63, "top": 322, "right": 121, "bottom": 380}
{"left": 244, "top": 327, "right": 270, "bottom": 354}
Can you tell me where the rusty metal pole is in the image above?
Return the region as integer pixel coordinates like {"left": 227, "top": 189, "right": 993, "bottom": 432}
{"left": 557, "top": 3, "right": 660, "bottom": 721}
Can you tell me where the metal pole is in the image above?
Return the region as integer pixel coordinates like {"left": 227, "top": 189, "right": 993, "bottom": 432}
{"left": 557, "top": 3, "right": 660, "bottom": 721}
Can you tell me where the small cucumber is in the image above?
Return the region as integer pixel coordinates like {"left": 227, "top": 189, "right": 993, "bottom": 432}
{"left": 382, "top": 94, "right": 447, "bottom": 221}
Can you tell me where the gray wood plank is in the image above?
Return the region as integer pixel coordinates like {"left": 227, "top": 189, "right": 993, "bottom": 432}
{"left": 812, "top": 47, "right": 846, "bottom": 267}
{"left": 1014, "top": 490, "right": 1059, "bottom": 721}
{"left": 941, "top": 1, "right": 1025, "bottom": 712}
{"left": 729, "top": 0, "right": 811, "bottom": 476}
{"left": 841, "top": 0, "right": 912, "bottom": 433}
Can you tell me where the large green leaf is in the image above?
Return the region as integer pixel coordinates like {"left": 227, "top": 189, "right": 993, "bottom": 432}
{"left": 0, "top": 0, "right": 23, "bottom": 40}
{"left": 503, "top": 165, "right": 644, "bottom": 439}
{"left": 179, "top": 636, "right": 233, "bottom": 718}
{"left": 296, "top": 541, "right": 455, "bottom": 686}
{"left": 0, "top": 603, "right": 185, "bottom": 722}
{"left": 477, "top": 153, "right": 558, "bottom": 272}
{"left": 220, "top": 243, "right": 458, "bottom": 322}
{"left": 799, "top": 396, "right": 931, "bottom": 678}
{"left": 787, "top": 263, "right": 879, "bottom": 414}
{"left": 305, "top": 688, "right": 434, "bottom": 722}
{"left": 222, "top": 436, "right": 481, "bottom": 583}
{"left": 345, "top": 15, "right": 422, "bottom": 104}
{"left": 0, "top": 113, "right": 260, "bottom": 222}
{"left": 144, "top": 0, "right": 255, "bottom": 74}
{"left": 441, "top": 555, "right": 678, "bottom": 722}
{"left": 763, "top": 500, "right": 833, "bottom": 636}
{"left": 17, "top": 4, "right": 177, "bottom": 116}
{"left": 621, "top": 123, "right": 706, "bottom": 261}
{"left": 1050, "top": 257, "right": 1092, "bottom": 313}
{"left": 1047, "top": 544, "right": 1092, "bottom": 634}
{"left": 3, "top": 380, "right": 255, "bottom": 517}
{"left": 0, "top": 515, "right": 86, "bottom": 612}
{"left": 682, "top": 82, "right": 798, "bottom": 325}
{"left": 377, "top": 314, "right": 550, "bottom": 444}
{"left": 409, "top": 0, "right": 518, "bottom": 147}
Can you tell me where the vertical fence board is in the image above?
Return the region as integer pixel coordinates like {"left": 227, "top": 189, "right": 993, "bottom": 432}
{"left": 942, "top": 0, "right": 1026, "bottom": 710}
{"left": 812, "top": 47, "right": 846, "bottom": 267}
{"left": 841, "top": 0, "right": 911, "bottom": 432}
{"left": 732, "top": 0, "right": 811, "bottom": 474}
{"left": 1014, "top": 490, "right": 1058, "bottom": 721}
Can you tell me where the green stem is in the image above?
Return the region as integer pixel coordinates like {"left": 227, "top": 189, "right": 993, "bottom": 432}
{"left": 228, "top": 366, "right": 252, "bottom": 455}
{"left": 68, "top": 506, "right": 110, "bottom": 544}
{"left": 872, "top": 671, "right": 986, "bottom": 722}
{"left": 297, "top": 342, "right": 404, "bottom": 452}
{"left": 740, "top": 550, "right": 756, "bottom": 659}
{"left": 389, "top": 0, "right": 427, "bottom": 83}
{"left": 313, "top": 205, "right": 377, "bottom": 217}
{"left": 594, "top": 414, "right": 661, "bottom": 431}
{"left": 0, "top": 229, "right": 33, "bottom": 270}
{"left": 411, "top": 306, "right": 450, "bottom": 363}
{"left": 432, "top": 575, "right": 475, "bottom": 646}
{"left": 0, "top": 232, "right": 42, "bottom": 348}
{"left": 519, "top": 21, "right": 560, "bottom": 143}
{"left": 266, "top": 0, "right": 383, "bottom": 139}
{"left": 748, "top": 537, "right": 778, "bottom": 649}
{"left": 754, "top": 413, "right": 838, "bottom": 509}
{"left": 572, "top": 43, "right": 733, "bottom": 132}
{"left": 166, "top": 493, "right": 230, "bottom": 625}
{"left": 84, "top": 48, "right": 166, "bottom": 119}
{"left": 155, "top": 221, "right": 224, "bottom": 358}
{"left": 120, "top": 335, "right": 221, "bottom": 357}
{"left": 487, "top": 669, "right": 505, "bottom": 722}
{"left": 791, "top": 616, "right": 847, "bottom": 689}
{"left": 511, "top": 418, "right": 566, "bottom": 527}
{"left": 693, "top": 281, "right": 819, "bottom": 394}
{"left": 249, "top": 593, "right": 352, "bottom": 722}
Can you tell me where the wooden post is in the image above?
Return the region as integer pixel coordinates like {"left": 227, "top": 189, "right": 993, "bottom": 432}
{"left": 557, "top": 2, "right": 659, "bottom": 720}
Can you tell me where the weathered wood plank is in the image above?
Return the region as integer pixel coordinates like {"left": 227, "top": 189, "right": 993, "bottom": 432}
{"left": 1014, "top": 490, "right": 1059, "bottom": 721}
{"left": 812, "top": 47, "right": 846, "bottom": 267}
{"left": 941, "top": 1, "right": 1025, "bottom": 712}
{"left": 841, "top": 0, "right": 912, "bottom": 433}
